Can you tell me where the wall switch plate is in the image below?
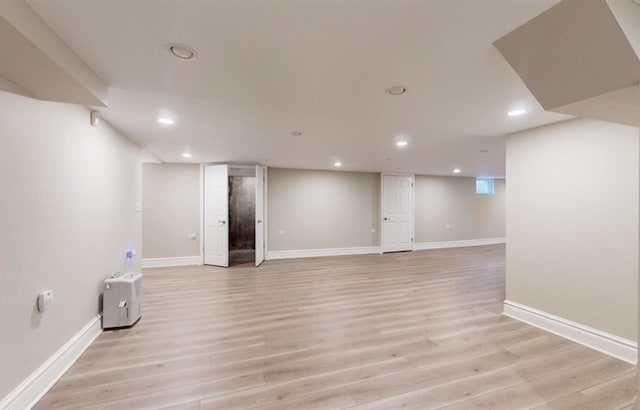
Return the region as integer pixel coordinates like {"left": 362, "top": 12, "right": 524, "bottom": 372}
{"left": 37, "top": 290, "right": 54, "bottom": 312}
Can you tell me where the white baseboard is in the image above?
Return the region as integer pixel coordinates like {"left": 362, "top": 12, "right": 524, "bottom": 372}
{"left": 266, "top": 239, "right": 506, "bottom": 261}
{"left": 267, "top": 246, "right": 382, "bottom": 260}
{"left": 1, "top": 314, "right": 102, "bottom": 409}
{"left": 503, "top": 300, "right": 637, "bottom": 365}
{"left": 142, "top": 256, "right": 202, "bottom": 268}
{"left": 414, "top": 237, "right": 506, "bottom": 251}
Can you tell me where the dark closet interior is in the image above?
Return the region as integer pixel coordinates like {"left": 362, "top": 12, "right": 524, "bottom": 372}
{"left": 228, "top": 168, "right": 256, "bottom": 266}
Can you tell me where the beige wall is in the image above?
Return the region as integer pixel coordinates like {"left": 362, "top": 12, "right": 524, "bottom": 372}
{"left": 415, "top": 176, "right": 505, "bottom": 243}
{"left": 267, "top": 168, "right": 505, "bottom": 251}
{"left": 0, "top": 91, "right": 141, "bottom": 398}
{"left": 267, "top": 168, "right": 379, "bottom": 251}
{"left": 139, "top": 165, "right": 507, "bottom": 257}
{"left": 142, "top": 164, "right": 200, "bottom": 258}
{"left": 506, "top": 118, "right": 638, "bottom": 341}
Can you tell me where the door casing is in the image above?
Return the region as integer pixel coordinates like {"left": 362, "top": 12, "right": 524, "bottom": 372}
{"left": 255, "top": 165, "right": 265, "bottom": 266}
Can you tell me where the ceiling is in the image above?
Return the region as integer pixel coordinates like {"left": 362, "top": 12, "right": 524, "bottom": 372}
{"left": 26, "top": 0, "right": 572, "bottom": 177}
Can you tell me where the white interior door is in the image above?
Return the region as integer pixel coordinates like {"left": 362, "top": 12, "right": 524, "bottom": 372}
{"left": 382, "top": 174, "right": 414, "bottom": 253}
{"left": 255, "top": 165, "right": 265, "bottom": 266}
{"left": 204, "top": 165, "right": 229, "bottom": 267}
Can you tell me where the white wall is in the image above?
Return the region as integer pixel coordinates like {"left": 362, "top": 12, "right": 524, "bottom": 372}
{"left": 0, "top": 91, "right": 141, "bottom": 399}
{"left": 415, "top": 175, "right": 505, "bottom": 243}
{"left": 142, "top": 163, "right": 200, "bottom": 258}
{"left": 267, "top": 168, "right": 379, "bottom": 251}
{"left": 506, "top": 118, "right": 638, "bottom": 341}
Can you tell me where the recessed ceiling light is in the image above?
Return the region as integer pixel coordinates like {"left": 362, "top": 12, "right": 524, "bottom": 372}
{"left": 507, "top": 109, "right": 527, "bottom": 117}
{"left": 290, "top": 131, "right": 303, "bottom": 136}
{"left": 396, "top": 140, "right": 408, "bottom": 147}
{"left": 453, "top": 168, "right": 461, "bottom": 174}
{"left": 158, "top": 117, "right": 174, "bottom": 125}
{"left": 182, "top": 153, "right": 192, "bottom": 158}
{"left": 166, "top": 43, "right": 198, "bottom": 61}
{"left": 334, "top": 161, "right": 342, "bottom": 167}
{"left": 386, "top": 86, "right": 407, "bottom": 96}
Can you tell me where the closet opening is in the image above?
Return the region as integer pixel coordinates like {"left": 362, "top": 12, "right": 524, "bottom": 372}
{"left": 203, "top": 164, "right": 265, "bottom": 267}
{"left": 228, "top": 167, "right": 255, "bottom": 266}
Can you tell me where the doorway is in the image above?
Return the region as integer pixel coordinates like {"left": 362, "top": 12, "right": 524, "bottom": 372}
{"left": 229, "top": 171, "right": 255, "bottom": 265}
{"left": 203, "top": 164, "right": 265, "bottom": 267}
{"left": 381, "top": 174, "right": 415, "bottom": 253}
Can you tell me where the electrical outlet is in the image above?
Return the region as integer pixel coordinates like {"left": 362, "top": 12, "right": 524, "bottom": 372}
{"left": 37, "top": 290, "right": 54, "bottom": 312}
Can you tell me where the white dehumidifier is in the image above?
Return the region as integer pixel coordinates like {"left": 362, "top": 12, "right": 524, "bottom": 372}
{"left": 103, "top": 272, "right": 143, "bottom": 329}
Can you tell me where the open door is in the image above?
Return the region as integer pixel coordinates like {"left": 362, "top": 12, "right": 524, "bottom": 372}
{"left": 255, "top": 165, "right": 265, "bottom": 266}
{"left": 204, "top": 165, "right": 229, "bottom": 267}
{"left": 381, "top": 174, "right": 414, "bottom": 253}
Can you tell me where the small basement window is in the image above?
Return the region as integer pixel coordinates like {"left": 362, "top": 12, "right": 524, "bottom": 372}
{"left": 476, "top": 178, "right": 494, "bottom": 194}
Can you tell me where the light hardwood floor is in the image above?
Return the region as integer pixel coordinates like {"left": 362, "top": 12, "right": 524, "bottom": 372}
{"left": 36, "top": 245, "right": 637, "bottom": 409}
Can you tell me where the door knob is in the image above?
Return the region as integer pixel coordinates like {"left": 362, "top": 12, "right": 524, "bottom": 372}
{"left": 218, "top": 220, "right": 226, "bottom": 224}
{"left": 384, "top": 217, "right": 389, "bottom": 221}
{"left": 257, "top": 220, "right": 263, "bottom": 223}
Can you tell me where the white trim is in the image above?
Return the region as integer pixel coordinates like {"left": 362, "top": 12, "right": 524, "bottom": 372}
{"left": 1, "top": 315, "right": 102, "bottom": 410}
{"left": 414, "top": 237, "right": 506, "bottom": 250}
{"left": 503, "top": 300, "right": 637, "bottom": 365}
{"left": 142, "top": 256, "right": 202, "bottom": 268}
{"left": 264, "top": 166, "right": 269, "bottom": 259}
{"left": 266, "top": 239, "right": 506, "bottom": 261}
{"left": 267, "top": 246, "right": 381, "bottom": 260}
{"left": 199, "top": 163, "right": 204, "bottom": 265}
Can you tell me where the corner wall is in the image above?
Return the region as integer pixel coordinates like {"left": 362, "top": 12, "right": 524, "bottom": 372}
{"left": 0, "top": 91, "right": 141, "bottom": 400}
{"left": 506, "top": 118, "right": 638, "bottom": 342}
{"left": 415, "top": 175, "right": 505, "bottom": 243}
{"left": 142, "top": 163, "right": 200, "bottom": 259}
